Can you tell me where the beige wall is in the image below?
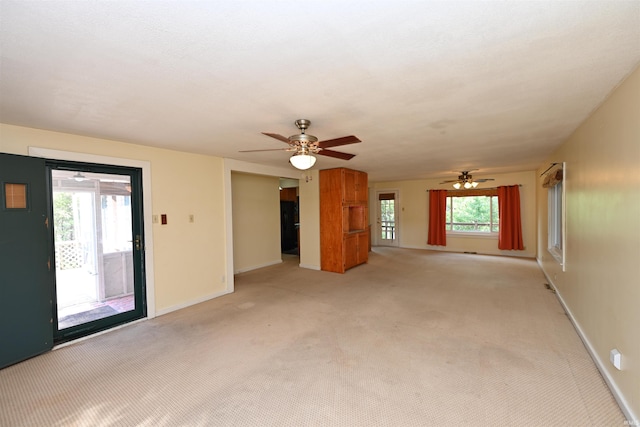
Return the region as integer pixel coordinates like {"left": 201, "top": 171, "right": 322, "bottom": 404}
{"left": 231, "top": 172, "right": 281, "bottom": 273}
{"left": 536, "top": 66, "right": 640, "bottom": 419}
{"left": 0, "top": 124, "right": 228, "bottom": 314}
{"left": 371, "top": 170, "right": 537, "bottom": 258}
{"left": 299, "top": 170, "right": 321, "bottom": 270}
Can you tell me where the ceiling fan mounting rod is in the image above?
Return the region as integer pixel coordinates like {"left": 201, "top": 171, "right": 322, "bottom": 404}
{"left": 295, "top": 119, "right": 311, "bottom": 133}
{"left": 290, "top": 119, "right": 318, "bottom": 144}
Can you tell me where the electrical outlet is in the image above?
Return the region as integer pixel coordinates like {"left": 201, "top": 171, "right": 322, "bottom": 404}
{"left": 610, "top": 349, "right": 621, "bottom": 370}
{"left": 189, "top": 214, "right": 195, "bottom": 223}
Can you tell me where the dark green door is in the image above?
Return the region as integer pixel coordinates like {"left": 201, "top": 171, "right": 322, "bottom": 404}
{"left": 0, "top": 153, "right": 54, "bottom": 369}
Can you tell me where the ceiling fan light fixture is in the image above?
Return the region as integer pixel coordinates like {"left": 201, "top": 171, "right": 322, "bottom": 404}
{"left": 289, "top": 153, "right": 316, "bottom": 170}
{"left": 444, "top": 171, "right": 494, "bottom": 189}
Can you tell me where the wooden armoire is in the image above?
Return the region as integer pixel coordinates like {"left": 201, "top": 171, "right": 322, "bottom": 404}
{"left": 319, "top": 167, "right": 369, "bottom": 273}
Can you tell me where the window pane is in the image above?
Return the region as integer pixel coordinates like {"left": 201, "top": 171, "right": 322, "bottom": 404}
{"left": 380, "top": 200, "right": 394, "bottom": 221}
{"left": 380, "top": 199, "right": 395, "bottom": 239}
{"left": 446, "top": 195, "right": 498, "bottom": 233}
{"left": 491, "top": 196, "right": 499, "bottom": 232}
{"left": 101, "top": 194, "right": 133, "bottom": 253}
{"left": 4, "top": 183, "right": 27, "bottom": 209}
{"left": 548, "top": 181, "right": 563, "bottom": 250}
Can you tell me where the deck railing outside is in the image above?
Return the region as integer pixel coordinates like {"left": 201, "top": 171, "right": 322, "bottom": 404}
{"left": 381, "top": 221, "right": 395, "bottom": 239}
{"left": 447, "top": 222, "right": 498, "bottom": 232}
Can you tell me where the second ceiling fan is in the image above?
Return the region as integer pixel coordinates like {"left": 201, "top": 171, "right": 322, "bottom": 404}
{"left": 441, "top": 170, "right": 495, "bottom": 189}
{"left": 240, "top": 119, "right": 361, "bottom": 170}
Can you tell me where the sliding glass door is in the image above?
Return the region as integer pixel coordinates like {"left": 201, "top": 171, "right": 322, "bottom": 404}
{"left": 49, "top": 162, "right": 146, "bottom": 343}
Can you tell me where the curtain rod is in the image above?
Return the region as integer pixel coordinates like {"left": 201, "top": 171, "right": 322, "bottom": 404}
{"left": 480, "top": 185, "right": 522, "bottom": 190}
{"left": 540, "top": 162, "right": 560, "bottom": 177}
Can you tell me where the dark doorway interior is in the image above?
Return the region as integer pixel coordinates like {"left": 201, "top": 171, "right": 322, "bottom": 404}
{"left": 280, "top": 201, "right": 298, "bottom": 253}
{"left": 279, "top": 186, "right": 299, "bottom": 255}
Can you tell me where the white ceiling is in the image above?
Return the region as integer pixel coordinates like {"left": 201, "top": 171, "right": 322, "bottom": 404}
{"left": 1, "top": 1, "right": 639, "bottom": 182}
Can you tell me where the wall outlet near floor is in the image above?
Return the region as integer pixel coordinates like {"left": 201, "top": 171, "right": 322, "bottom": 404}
{"left": 610, "top": 349, "right": 622, "bottom": 370}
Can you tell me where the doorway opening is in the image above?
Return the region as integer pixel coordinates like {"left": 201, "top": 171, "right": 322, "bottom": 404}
{"left": 280, "top": 179, "right": 299, "bottom": 256}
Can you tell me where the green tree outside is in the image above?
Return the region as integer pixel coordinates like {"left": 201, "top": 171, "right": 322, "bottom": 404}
{"left": 53, "top": 192, "right": 75, "bottom": 242}
{"left": 446, "top": 196, "right": 498, "bottom": 232}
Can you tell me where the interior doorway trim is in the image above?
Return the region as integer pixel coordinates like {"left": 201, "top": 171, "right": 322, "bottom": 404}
{"left": 28, "top": 147, "right": 156, "bottom": 319}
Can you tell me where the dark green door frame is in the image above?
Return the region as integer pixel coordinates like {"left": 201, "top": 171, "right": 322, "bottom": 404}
{"left": 48, "top": 160, "right": 147, "bottom": 344}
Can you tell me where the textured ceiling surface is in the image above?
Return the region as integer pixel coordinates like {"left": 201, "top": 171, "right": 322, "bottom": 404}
{"left": 1, "top": 1, "right": 639, "bottom": 182}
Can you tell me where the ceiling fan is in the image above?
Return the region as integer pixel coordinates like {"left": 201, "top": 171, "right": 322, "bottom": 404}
{"left": 239, "top": 119, "right": 361, "bottom": 170}
{"left": 440, "top": 170, "right": 495, "bottom": 189}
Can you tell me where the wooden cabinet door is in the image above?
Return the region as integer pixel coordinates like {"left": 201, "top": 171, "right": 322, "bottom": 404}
{"left": 355, "top": 171, "right": 368, "bottom": 203}
{"left": 343, "top": 169, "right": 357, "bottom": 203}
{"left": 357, "top": 232, "right": 369, "bottom": 264}
{"left": 344, "top": 233, "right": 358, "bottom": 271}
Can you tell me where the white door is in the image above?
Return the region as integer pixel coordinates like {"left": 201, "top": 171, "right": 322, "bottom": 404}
{"left": 376, "top": 190, "right": 398, "bottom": 246}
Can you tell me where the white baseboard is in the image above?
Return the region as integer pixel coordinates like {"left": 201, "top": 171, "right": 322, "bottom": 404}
{"left": 538, "top": 262, "right": 637, "bottom": 424}
{"left": 155, "top": 289, "right": 232, "bottom": 317}
{"left": 299, "top": 263, "right": 321, "bottom": 270}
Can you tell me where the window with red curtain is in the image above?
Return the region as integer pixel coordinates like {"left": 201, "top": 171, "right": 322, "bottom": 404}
{"left": 427, "top": 190, "right": 447, "bottom": 246}
{"left": 497, "top": 185, "right": 524, "bottom": 250}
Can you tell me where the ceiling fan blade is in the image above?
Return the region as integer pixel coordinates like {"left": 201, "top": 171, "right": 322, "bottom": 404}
{"left": 317, "top": 135, "right": 361, "bottom": 148}
{"left": 440, "top": 179, "right": 460, "bottom": 183}
{"left": 261, "top": 132, "right": 291, "bottom": 144}
{"left": 239, "top": 148, "right": 293, "bottom": 153}
{"left": 475, "top": 178, "right": 495, "bottom": 182}
{"left": 318, "top": 149, "right": 355, "bottom": 160}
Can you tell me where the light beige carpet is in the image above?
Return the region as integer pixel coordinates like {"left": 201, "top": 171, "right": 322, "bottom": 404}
{"left": 0, "top": 248, "right": 624, "bottom": 426}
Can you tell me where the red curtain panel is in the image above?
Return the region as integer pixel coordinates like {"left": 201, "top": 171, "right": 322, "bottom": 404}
{"left": 427, "top": 190, "right": 447, "bottom": 246}
{"left": 497, "top": 185, "right": 524, "bottom": 250}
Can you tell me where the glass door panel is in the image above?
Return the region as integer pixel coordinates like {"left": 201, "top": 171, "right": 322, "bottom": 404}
{"left": 50, "top": 165, "right": 144, "bottom": 342}
{"left": 377, "top": 191, "right": 398, "bottom": 246}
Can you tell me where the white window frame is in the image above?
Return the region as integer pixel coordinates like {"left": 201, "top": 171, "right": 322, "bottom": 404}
{"left": 445, "top": 194, "right": 499, "bottom": 237}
